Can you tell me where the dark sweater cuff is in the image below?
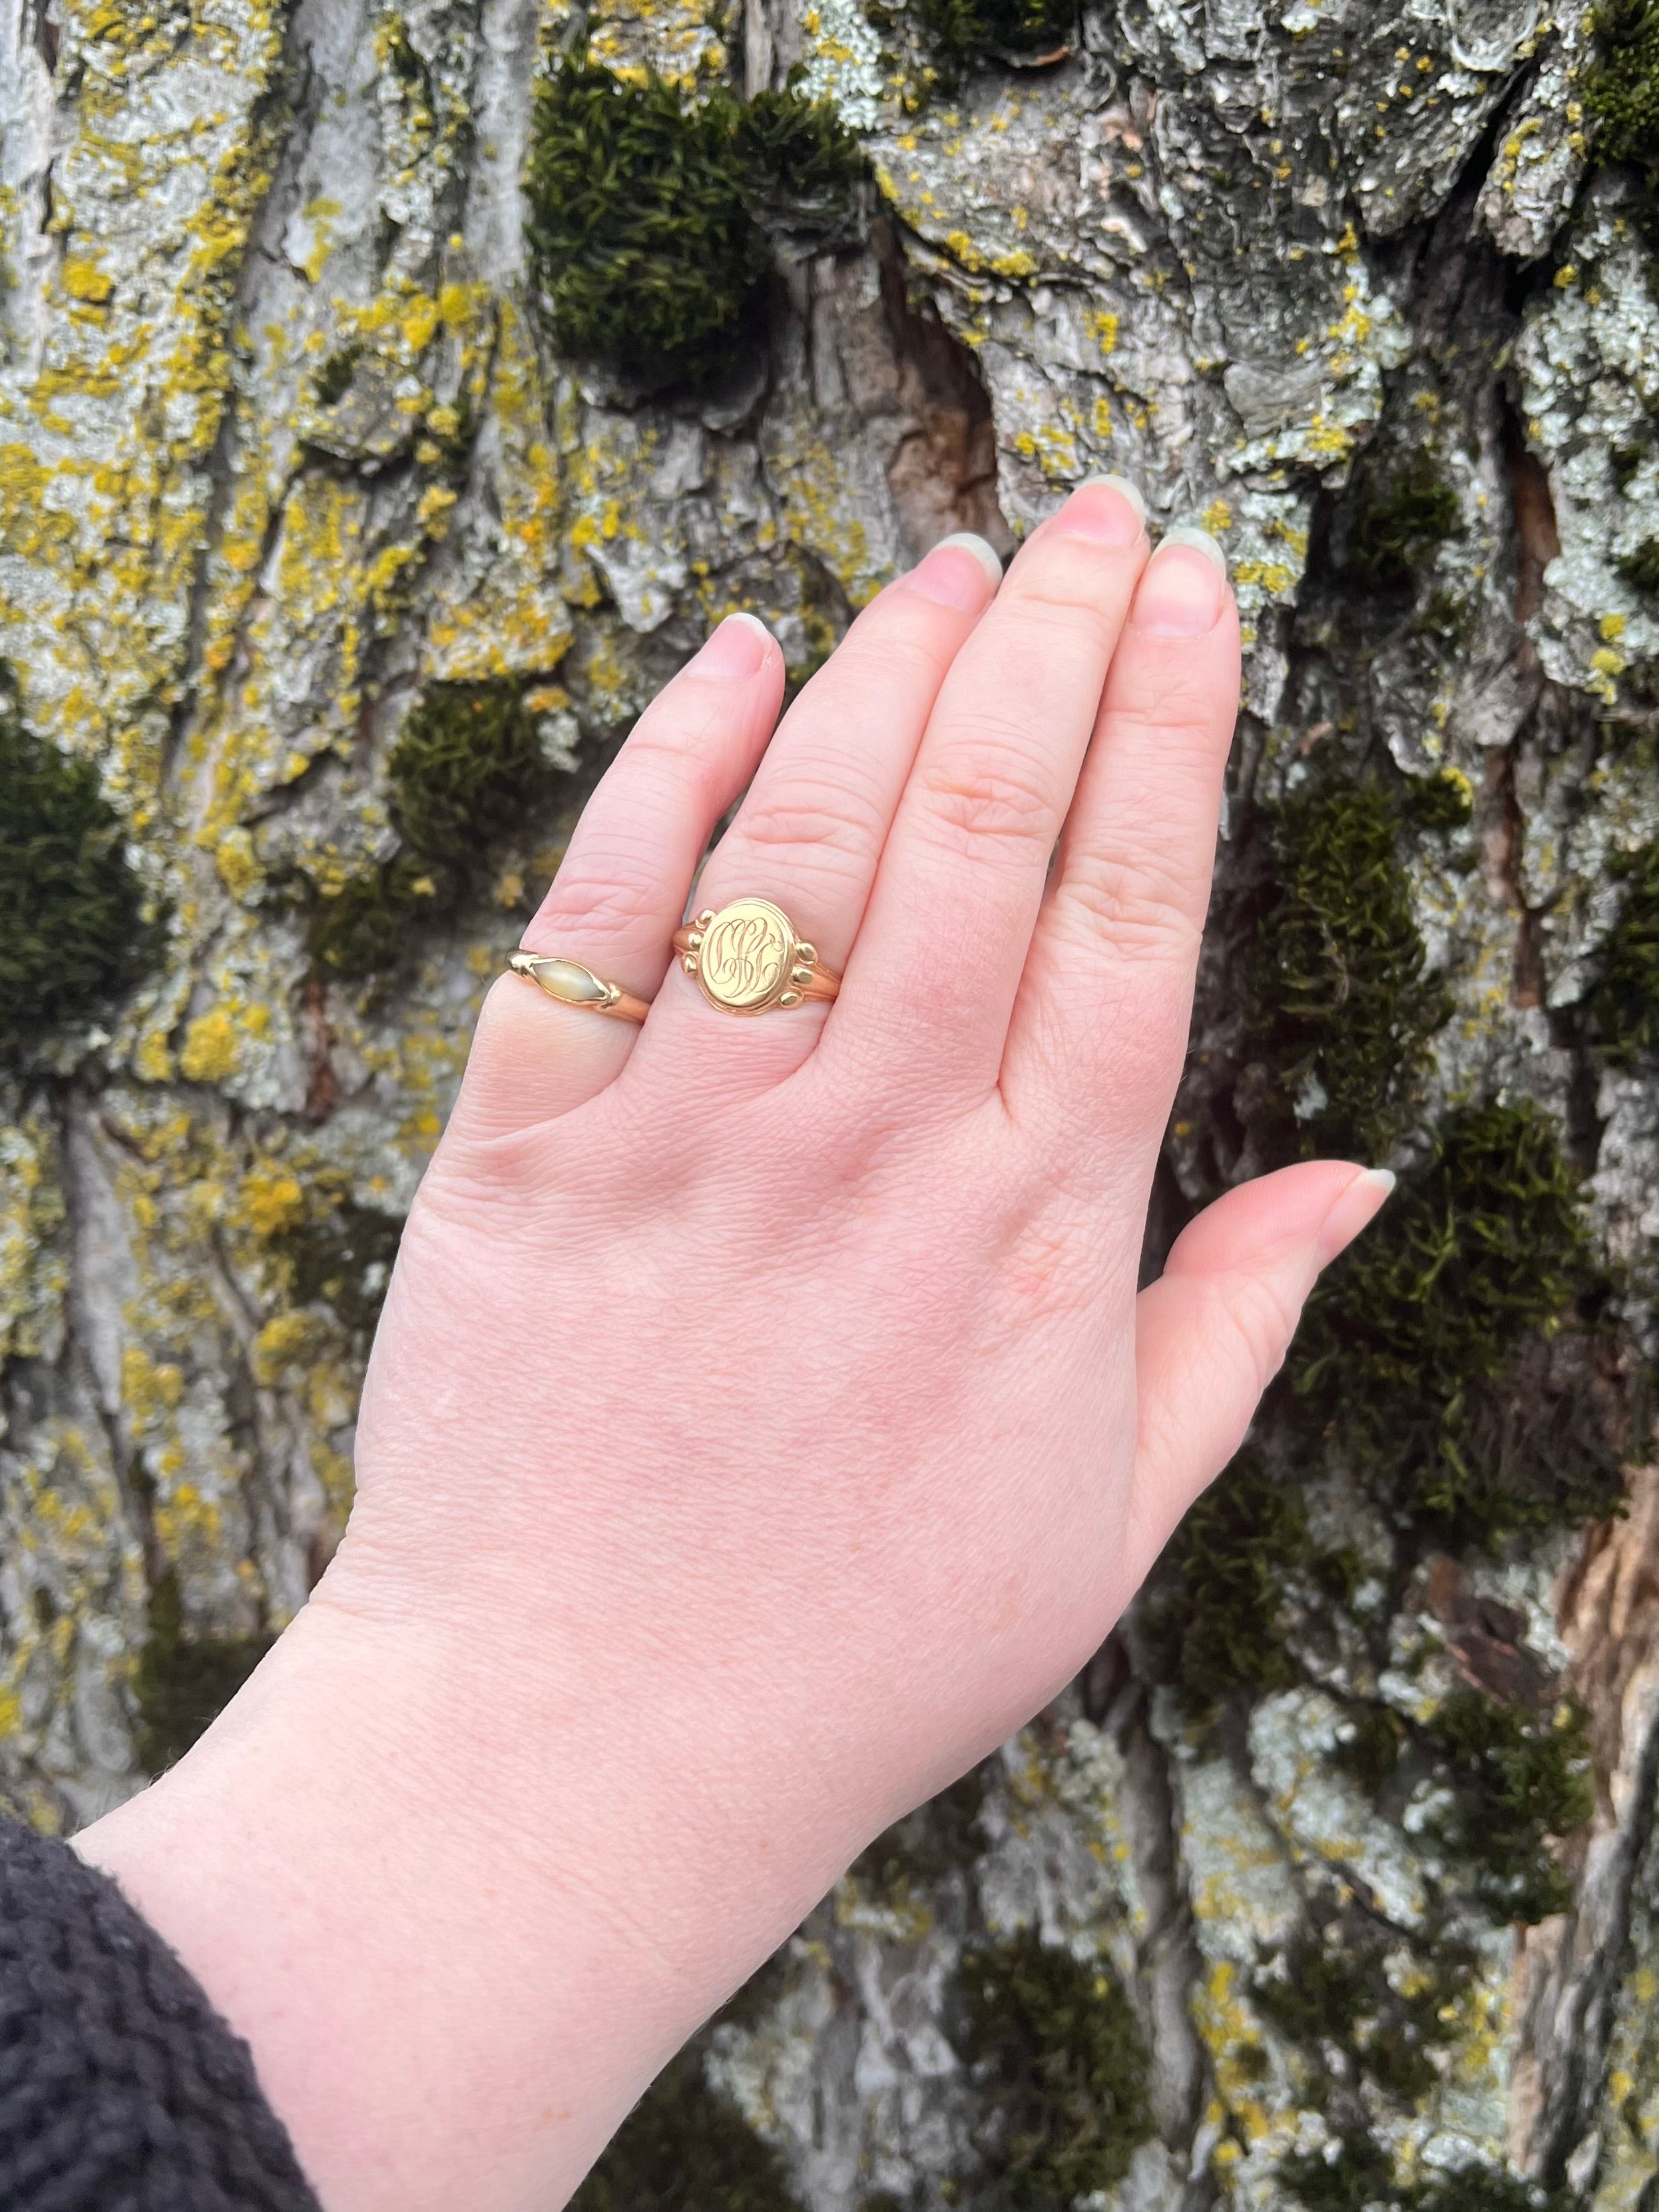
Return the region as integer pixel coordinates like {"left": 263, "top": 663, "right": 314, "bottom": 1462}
{"left": 0, "top": 1815, "right": 322, "bottom": 2211}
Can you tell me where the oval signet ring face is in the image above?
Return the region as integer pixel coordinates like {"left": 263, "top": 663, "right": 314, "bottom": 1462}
{"left": 698, "top": 898, "right": 794, "bottom": 1012}
{"left": 674, "top": 899, "right": 840, "bottom": 1015}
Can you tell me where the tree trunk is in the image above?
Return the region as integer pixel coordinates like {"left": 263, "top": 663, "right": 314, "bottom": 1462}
{"left": 3, "top": 0, "right": 1658, "bottom": 2203}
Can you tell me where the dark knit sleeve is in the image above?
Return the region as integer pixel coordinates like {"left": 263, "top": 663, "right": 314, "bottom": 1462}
{"left": 0, "top": 1816, "right": 322, "bottom": 2211}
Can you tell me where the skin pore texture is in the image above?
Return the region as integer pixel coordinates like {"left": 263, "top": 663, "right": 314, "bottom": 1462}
{"left": 74, "top": 479, "right": 1392, "bottom": 2212}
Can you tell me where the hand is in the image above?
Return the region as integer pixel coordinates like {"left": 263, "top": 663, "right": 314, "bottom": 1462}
{"left": 77, "top": 481, "right": 1390, "bottom": 2212}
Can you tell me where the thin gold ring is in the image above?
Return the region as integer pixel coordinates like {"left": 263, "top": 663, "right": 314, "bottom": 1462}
{"left": 672, "top": 898, "right": 839, "bottom": 1016}
{"left": 507, "top": 950, "right": 650, "bottom": 1025}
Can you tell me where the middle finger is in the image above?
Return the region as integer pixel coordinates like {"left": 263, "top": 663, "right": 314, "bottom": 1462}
{"left": 824, "top": 477, "right": 1150, "bottom": 1100}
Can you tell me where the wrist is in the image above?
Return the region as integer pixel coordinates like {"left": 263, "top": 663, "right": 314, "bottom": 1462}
{"left": 73, "top": 1578, "right": 832, "bottom": 2212}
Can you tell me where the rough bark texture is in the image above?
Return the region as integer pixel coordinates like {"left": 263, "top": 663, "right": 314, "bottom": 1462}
{"left": 4, "top": 0, "right": 1659, "bottom": 2205}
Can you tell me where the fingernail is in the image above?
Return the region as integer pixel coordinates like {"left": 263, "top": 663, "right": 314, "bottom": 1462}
{"left": 696, "top": 611, "right": 774, "bottom": 679}
{"left": 1057, "top": 474, "right": 1146, "bottom": 548}
{"left": 1316, "top": 1166, "right": 1395, "bottom": 1266}
{"left": 1134, "top": 529, "right": 1228, "bottom": 636}
{"left": 907, "top": 532, "right": 1003, "bottom": 610}
{"left": 1080, "top": 472, "right": 1148, "bottom": 521}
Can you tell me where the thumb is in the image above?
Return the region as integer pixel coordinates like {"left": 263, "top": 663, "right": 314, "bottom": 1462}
{"left": 1124, "top": 1161, "right": 1394, "bottom": 1582}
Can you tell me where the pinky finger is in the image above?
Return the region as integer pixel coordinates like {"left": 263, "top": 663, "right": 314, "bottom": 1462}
{"left": 449, "top": 615, "right": 785, "bottom": 1143}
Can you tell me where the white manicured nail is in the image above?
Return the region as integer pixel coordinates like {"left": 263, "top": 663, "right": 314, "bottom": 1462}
{"left": 1079, "top": 472, "right": 1148, "bottom": 523}
{"left": 933, "top": 531, "right": 1004, "bottom": 583}
{"left": 1158, "top": 524, "right": 1228, "bottom": 573}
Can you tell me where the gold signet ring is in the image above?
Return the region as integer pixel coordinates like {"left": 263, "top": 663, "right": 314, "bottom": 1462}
{"left": 507, "top": 950, "right": 650, "bottom": 1025}
{"left": 672, "top": 898, "right": 839, "bottom": 1015}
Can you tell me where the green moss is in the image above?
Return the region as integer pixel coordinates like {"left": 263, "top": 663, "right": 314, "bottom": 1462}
{"left": 306, "top": 853, "right": 455, "bottom": 979}
{"left": 1140, "top": 1456, "right": 1313, "bottom": 1704}
{"left": 384, "top": 678, "right": 553, "bottom": 862}
{"left": 852, "top": 1764, "right": 987, "bottom": 1902}
{"left": 1248, "top": 767, "right": 1450, "bottom": 1161}
{"left": 1398, "top": 766, "right": 1475, "bottom": 834}
{"left": 959, "top": 1929, "right": 1154, "bottom": 2204}
{"left": 1339, "top": 449, "right": 1463, "bottom": 595}
{"left": 306, "top": 680, "right": 559, "bottom": 980}
{"left": 278, "top": 1199, "right": 403, "bottom": 1347}
{"left": 132, "top": 1569, "right": 272, "bottom": 1776}
{"left": 525, "top": 60, "right": 861, "bottom": 391}
{"left": 0, "top": 675, "right": 160, "bottom": 1064}
{"left": 1253, "top": 1930, "right": 1467, "bottom": 2107}
{"left": 571, "top": 2044, "right": 796, "bottom": 2212}
{"left": 1587, "top": 1, "right": 1659, "bottom": 173}
{"left": 1423, "top": 1692, "right": 1594, "bottom": 1924}
{"left": 1616, "top": 537, "right": 1659, "bottom": 594}
{"left": 1590, "top": 838, "right": 1659, "bottom": 1066}
{"left": 312, "top": 341, "right": 361, "bottom": 406}
{"left": 913, "top": 0, "right": 1078, "bottom": 82}
{"left": 1285, "top": 2139, "right": 1576, "bottom": 2212}
{"left": 1282, "top": 2131, "right": 1396, "bottom": 2212}
{"left": 1411, "top": 2175, "right": 1578, "bottom": 2212}
{"left": 1333, "top": 1703, "right": 1407, "bottom": 1795}
{"left": 736, "top": 88, "right": 870, "bottom": 233}
{"left": 1290, "top": 1102, "right": 1620, "bottom": 1544}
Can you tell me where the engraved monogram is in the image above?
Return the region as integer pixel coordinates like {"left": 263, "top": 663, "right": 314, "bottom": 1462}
{"left": 702, "top": 909, "right": 788, "bottom": 1008}
{"left": 679, "top": 898, "right": 824, "bottom": 1013}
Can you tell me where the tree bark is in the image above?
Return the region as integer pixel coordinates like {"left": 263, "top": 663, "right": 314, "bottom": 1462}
{"left": 3, "top": 0, "right": 1658, "bottom": 2204}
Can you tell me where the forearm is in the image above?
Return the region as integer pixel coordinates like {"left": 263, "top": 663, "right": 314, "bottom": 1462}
{"left": 72, "top": 1583, "right": 835, "bottom": 2212}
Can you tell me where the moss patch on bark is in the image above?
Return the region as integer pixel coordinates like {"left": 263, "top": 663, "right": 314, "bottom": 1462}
{"left": 1284, "top": 2137, "right": 1578, "bottom": 2212}
{"left": 958, "top": 1929, "right": 1154, "bottom": 2203}
{"left": 1289, "top": 1102, "right": 1622, "bottom": 1545}
{"left": 306, "top": 680, "right": 561, "bottom": 980}
{"left": 1253, "top": 1927, "right": 1469, "bottom": 2107}
{"left": 132, "top": 1570, "right": 272, "bottom": 1777}
{"left": 1590, "top": 838, "right": 1659, "bottom": 1067}
{"left": 1422, "top": 1691, "right": 1595, "bottom": 1924}
{"left": 276, "top": 1199, "right": 403, "bottom": 1348}
{"left": 0, "top": 678, "right": 159, "bottom": 1063}
{"left": 1335, "top": 451, "right": 1464, "bottom": 598}
{"left": 525, "top": 61, "right": 861, "bottom": 392}
{"left": 912, "top": 0, "right": 1078, "bottom": 83}
{"left": 1140, "top": 1455, "right": 1356, "bottom": 1707}
{"left": 1586, "top": 1, "right": 1659, "bottom": 174}
{"left": 1247, "top": 767, "right": 1451, "bottom": 1162}
{"left": 571, "top": 2044, "right": 798, "bottom": 2212}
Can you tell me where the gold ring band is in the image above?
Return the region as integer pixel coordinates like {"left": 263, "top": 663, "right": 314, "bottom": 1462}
{"left": 507, "top": 950, "right": 650, "bottom": 1025}
{"left": 672, "top": 898, "right": 839, "bottom": 1016}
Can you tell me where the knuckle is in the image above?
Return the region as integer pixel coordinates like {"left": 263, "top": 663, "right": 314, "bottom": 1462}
{"left": 1002, "top": 1211, "right": 1100, "bottom": 1328}
{"left": 616, "top": 715, "right": 726, "bottom": 804}
{"left": 730, "top": 770, "right": 887, "bottom": 866}
{"left": 845, "top": 583, "right": 959, "bottom": 657}
{"left": 983, "top": 601, "right": 1111, "bottom": 691}
{"left": 786, "top": 587, "right": 965, "bottom": 718}
{"left": 1100, "top": 673, "right": 1231, "bottom": 754}
{"left": 1217, "top": 1266, "right": 1302, "bottom": 1391}
{"left": 535, "top": 848, "right": 666, "bottom": 943}
{"left": 1007, "top": 535, "right": 1137, "bottom": 619}
{"left": 1017, "top": 983, "right": 1177, "bottom": 1121}
{"left": 917, "top": 742, "right": 1059, "bottom": 853}
{"left": 1055, "top": 850, "right": 1202, "bottom": 966}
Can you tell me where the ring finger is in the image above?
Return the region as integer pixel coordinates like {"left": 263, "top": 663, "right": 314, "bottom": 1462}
{"left": 629, "top": 533, "right": 1005, "bottom": 1093}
